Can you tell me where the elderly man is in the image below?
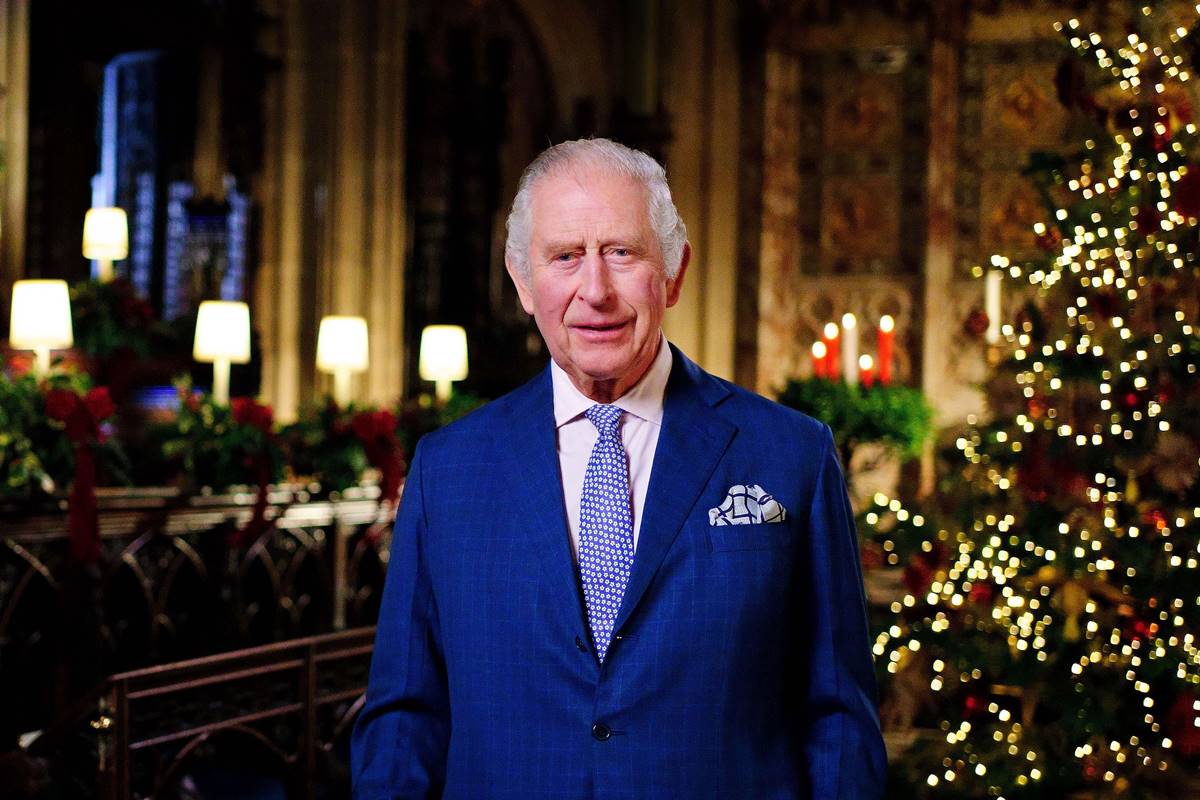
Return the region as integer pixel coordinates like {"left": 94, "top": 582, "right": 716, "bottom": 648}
{"left": 352, "top": 139, "right": 886, "bottom": 799}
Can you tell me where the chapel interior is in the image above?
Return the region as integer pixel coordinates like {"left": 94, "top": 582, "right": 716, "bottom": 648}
{"left": 2, "top": 0, "right": 1198, "bottom": 797}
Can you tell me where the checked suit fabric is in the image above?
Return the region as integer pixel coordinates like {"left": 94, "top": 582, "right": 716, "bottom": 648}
{"left": 577, "top": 404, "right": 635, "bottom": 663}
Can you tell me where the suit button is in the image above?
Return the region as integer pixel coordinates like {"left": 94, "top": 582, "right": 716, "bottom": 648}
{"left": 575, "top": 636, "right": 588, "bottom": 653}
{"left": 591, "top": 723, "right": 612, "bottom": 741}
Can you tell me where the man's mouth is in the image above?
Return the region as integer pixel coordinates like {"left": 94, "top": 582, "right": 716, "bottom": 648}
{"left": 572, "top": 321, "right": 629, "bottom": 340}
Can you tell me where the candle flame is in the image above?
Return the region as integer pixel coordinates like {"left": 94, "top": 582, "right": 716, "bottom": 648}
{"left": 880, "top": 315, "right": 894, "bottom": 332}
{"left": 859, "top": 354, "right": 874, "bottom": 370}
{"left": 812, "top": 341, "right": 828, "bottom": 358}
{"left": 841, "top": 313, "right": 857, "bottom": 329}
{"left": 824, "top": 322, "right": 839, "bottom": 339}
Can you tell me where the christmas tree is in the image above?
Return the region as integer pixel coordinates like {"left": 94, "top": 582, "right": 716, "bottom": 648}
{"left": 870, "top": 4, "right": 1200, "bottom": 797}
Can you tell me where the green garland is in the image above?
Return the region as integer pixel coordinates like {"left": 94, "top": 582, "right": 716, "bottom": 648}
{"left": 776, "top": 378, "right": 932, "bottom": 468}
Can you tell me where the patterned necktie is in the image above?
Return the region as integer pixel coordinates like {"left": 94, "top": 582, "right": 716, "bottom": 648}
{"left": 578, "top": 404, "right": 635, "bottom": 663}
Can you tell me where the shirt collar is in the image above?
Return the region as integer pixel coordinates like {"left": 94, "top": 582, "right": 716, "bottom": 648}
{"left": 551, "top": 333, "right": 673, "bottom": 428}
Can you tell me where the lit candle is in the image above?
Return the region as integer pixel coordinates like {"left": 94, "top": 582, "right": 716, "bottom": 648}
{"left": 985, "top": 271, "right": 1002, "bottom": 344}
{"left": 859, "top": 354, "right": 875, "bottom": 388}
{"left": 811, "top": 341, "right": 829, "bottom": 379}
{"left": 822, "top": 322, "right": 840, "bottom": 378}
{"left": 841, "top": 313, "right": 859, "bottom": 385}
{"left": 877, "top": 315, "right": 894, "bottom": 385}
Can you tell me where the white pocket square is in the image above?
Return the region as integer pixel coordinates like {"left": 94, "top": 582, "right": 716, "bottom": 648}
{"left": 708, "top": 484, "right": 788, "bottom": 526}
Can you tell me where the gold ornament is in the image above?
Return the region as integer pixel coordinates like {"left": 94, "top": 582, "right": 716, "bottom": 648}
{"left": 1125, "top": 470, "right": 1139, "bottom": 504}
{"left": 1057, "top": 581, "right": 1090, "bottom": 642}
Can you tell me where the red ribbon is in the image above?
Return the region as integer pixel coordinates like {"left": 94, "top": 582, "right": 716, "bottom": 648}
{"left": 228, "top": 456, "right": 273, "bottom": 549}
{"left": 45, "top": 387, "right": 111, "bottom": 565}
{"left": 67, "top": 443, "right": 100, "bottom": 563}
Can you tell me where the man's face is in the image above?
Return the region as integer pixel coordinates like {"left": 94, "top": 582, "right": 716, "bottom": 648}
{"left": 507, "top": 165, "right": 688, "bottom": 401}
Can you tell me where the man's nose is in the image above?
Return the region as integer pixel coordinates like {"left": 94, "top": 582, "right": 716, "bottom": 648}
{"left": 577, "top": 252, "right": 614, "bottom": 305}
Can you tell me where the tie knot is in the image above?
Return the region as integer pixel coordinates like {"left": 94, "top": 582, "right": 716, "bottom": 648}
{"left": 584, "top": 404, "right": 623, "bottom": 437}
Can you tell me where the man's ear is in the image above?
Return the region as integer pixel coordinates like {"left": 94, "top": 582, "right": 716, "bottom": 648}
{"left": 505, "top": 257, "right": 536, "bottom": 315}
{"left": 665, "top": 242, "right": 691, "bottom": 308}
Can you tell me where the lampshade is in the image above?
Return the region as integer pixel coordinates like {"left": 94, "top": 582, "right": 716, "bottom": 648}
{"left": 193, "top": 301, "right": 251, "bottom": 363}
{"left": 82, "top": 207, "right": 129, "bottom": 261}
{"left": 316, "top": 316, "right": 369, "bottom": 373}
{"left": 10, "top": 280, "right": 74, "bottom": 349}
{"left": 419, "top": 325, "right": 468, "bottom": 382}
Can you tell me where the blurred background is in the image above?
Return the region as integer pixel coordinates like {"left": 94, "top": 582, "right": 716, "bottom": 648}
{"left": 1, "top": 0, "right": 1199, "bottom": 798}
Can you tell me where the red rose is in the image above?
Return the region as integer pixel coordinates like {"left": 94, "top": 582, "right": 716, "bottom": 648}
{"left": 351, "top": 412, "right": 374, "bottom": 441}
{"left": 232, "top": 397, "right": 273, "bottom": 432}
{"left": 255, "top": 404, "right": 274, "bottom": 431}
{"left": 45, "top": 388, "right": 80, "bottom": 422}
{"left": 84, "top": 386, "right": 115, "bottom": 421}
{"left": 372, "top": 410, "right": 397, "bottom": 438}
{"left": 231, "top": 397, "right": 253, "bottom": 423}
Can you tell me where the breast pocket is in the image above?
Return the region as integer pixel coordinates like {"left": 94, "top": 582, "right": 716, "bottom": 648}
{"left": 707, "top": 522, "right": 794, "bottom": 553}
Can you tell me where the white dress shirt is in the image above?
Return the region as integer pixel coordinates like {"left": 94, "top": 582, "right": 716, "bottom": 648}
{"left": 551, "top": 335, "right": 673, "bottom": 562}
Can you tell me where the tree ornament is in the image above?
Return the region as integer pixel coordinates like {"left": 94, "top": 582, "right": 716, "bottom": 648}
{"left": 1174, "top": 167, "right": 1200, "bottom": 220}
{"left": 1164, "top": 690, "right": 1200, "bottom": 758}
{"left": 1055, "top": 580, "right": 1089, "bottom": 642}
{"left": 964, "top": 308, "right": 990, "bottom": 338}
{"left": 902, "top": 556, "right": 934, "bottom": 597}
{"left": 1151, "top": 431, "right": 1199, "bottom": 493}
{"left": 1124, "top": 470, "right": 1139, "bottom": 503}
{"left": 1035, "top": 225, "right": 1062, "bottom": 251}
{"left": 969, "top": 581, "right": 994, "bottom": 604}
{"left": 1142, "top": 508, "right": 1168, "bottom": 532}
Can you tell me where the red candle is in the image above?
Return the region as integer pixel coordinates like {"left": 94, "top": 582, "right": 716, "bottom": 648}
{"left": 811, "top": 341, "right": 828, "bottom": 379}
{"left": 859, "top": 354, "right": 875, "bottom": 388}
{"left": 822, "top": 322, "right": 840, "bottom": 379}
{"left": 877, "top": 315, "right": 894, "bottom": 385}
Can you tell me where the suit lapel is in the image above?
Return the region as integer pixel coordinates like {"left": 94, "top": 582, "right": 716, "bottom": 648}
{"left": 500, "top": 367, "right": 590, "bottom": 638}
{"left": 613, "top": 346, "right": 736, "bottom": 635}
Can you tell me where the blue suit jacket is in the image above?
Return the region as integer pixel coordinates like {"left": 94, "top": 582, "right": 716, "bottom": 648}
{"left": 352, "top": 345, "right": 886, "bottom": 799}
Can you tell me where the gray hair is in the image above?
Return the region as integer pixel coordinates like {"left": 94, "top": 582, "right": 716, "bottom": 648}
{"left": 504, "top": 138, "right": 688, "bottom": 282}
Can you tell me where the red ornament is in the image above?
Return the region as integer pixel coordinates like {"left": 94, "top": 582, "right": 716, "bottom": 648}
{"left": 902, "top": 558, "right": 934, "bottom": 596}
{"left": 1175, "top": 167, "right": 1200, "bottom": 220}
{"left": 1124, "top": 616, "right": 1151, "bottom": 642}
{"left": 1131, "top": 202, "right": 1161, "bottom": 233}
{"left": 1027, "top": 394, "right": 1048, "bottom": 420}
{"left": 1035, "top": 226, "right": 1062, "bottom": 251}
{"left": 964, "top": 309, "right": 989, "bottom": 338}
{"left": 969, "top": 581, "right": 994, "bottom": 604}
{"left": 1166, "top": 690, "right": 1200, "bottom": 758}
{"left": 963, "top": 692, "right": 985, "bottom": 719}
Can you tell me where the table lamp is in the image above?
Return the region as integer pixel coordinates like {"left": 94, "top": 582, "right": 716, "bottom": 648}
{"left": 82, "top": 207, "right": 129, "bottom": 283}
{"left": 193, "top": 300, "right": 250, "bottom": 404}
{"left": 9, "top": 279, "right": 74, "bottom": 375}
{"left": 419, "top": 324, "right": 468, "bottom": 402}
{"left": 316, "top": 315, "right": 369, "bottom": 407}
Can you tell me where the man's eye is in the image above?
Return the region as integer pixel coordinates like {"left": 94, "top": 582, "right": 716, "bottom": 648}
{"left": 610, "top": 248, "right": 630, "bottom": 257}
{"left": 554, "top": 252, "right": 574, "bottom": 262}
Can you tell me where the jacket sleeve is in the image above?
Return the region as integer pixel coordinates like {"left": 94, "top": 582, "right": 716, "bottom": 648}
{"left": 800, "top": 423, "right": 887, "bottom": 798}
{"left": 352, "top": 442, "right": 450, "bottom": 799}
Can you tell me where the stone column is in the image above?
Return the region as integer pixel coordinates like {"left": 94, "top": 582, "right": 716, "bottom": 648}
{"left": 661, "top": 0, "right": 741, "bottom": 381}
{"left": 0, "top": 0, "right": 29, "bottom": 297}
{"left": 918, "top": 0, "right": 965, "bottom": 495}
{"left": 255, "top": 0, "right": 407, "bottom": 420}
